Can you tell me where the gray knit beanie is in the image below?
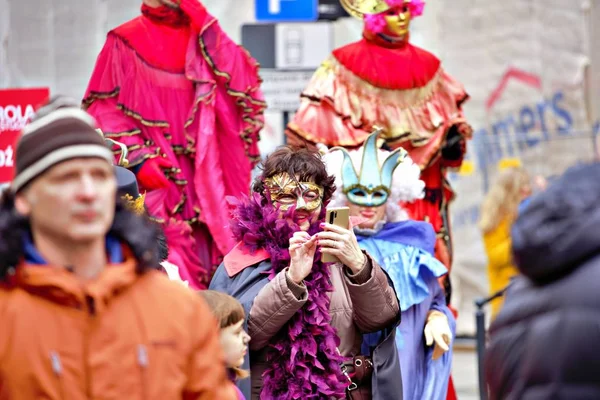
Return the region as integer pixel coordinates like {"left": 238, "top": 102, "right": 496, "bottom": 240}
{"left": 11, "top": 97, "right": 113, "bottom": 193}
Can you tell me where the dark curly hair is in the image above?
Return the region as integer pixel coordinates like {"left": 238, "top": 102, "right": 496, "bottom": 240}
{"left": 252, "top": 145, "right": 336, "bottom": 205}
{"left": 0, "top": 192, "right": 161, "bottom": 280}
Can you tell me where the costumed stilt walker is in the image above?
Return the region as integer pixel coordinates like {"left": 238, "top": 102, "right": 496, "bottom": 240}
{"left": 107, "top": 136, "right": 189, "bottom": 286}
{"left": 83, "top": 0, "right": 265, "bottom": 289}
{"left": 286, "top": 0, "right": 472, "bottom": 302}
{"left": 323, "top": 130, "right": 455, "bottom": 400}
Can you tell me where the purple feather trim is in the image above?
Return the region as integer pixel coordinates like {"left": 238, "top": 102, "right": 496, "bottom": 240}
{"left": 230, "top": 194, "right": 348, "bottom": 399}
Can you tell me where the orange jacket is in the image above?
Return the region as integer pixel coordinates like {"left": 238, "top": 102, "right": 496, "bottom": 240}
{"left": 0, "top": 254, "right": 237, "bottom": 400}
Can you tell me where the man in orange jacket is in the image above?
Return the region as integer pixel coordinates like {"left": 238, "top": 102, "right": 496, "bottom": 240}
{"left": 0, "top": 98, "right": 237, "bottom": 399}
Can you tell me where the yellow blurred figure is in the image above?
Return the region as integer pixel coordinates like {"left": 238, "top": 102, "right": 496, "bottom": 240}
{"left": 479, "top": 163, "right": 531, "bottom": 318}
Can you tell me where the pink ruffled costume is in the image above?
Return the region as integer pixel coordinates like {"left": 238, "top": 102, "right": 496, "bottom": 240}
{"left": 83, "top": 2, "right": 265, "bottom": 289}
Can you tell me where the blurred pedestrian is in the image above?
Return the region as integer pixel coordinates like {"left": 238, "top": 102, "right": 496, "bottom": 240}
{"left": 485, "top": 162, "right": 600, "bottom": 399}
{"left": 479, "top": 162, "right": 531, "bottom": 318}
{"left": 0, "top": 99, "right": 235, "bottom": 399}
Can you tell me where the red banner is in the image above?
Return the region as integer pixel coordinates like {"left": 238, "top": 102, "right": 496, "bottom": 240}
{"left": 0, "top": 88, "right": 50, "bottom": 184}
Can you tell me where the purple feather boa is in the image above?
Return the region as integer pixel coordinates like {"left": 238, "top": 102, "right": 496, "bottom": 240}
{"left": 229, "top": 193, "right": 348, "bottom": 399}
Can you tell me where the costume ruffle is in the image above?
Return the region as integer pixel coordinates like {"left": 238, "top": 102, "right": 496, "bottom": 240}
{"left": 288, "top": 55, "right": 468, "bottom": 166}
{"left": 187, "top": 17, "right": 266, "bottom": 257}
{"left": 83, "top": 8, "right": 265, "bottom": 288}
{"left": 82, "top": 19, "right": 265, "bottom": 165}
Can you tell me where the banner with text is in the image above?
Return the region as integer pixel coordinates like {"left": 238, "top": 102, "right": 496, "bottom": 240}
{"left": 438, "top": 0, "right": 594, "bottom": 334}
{"left": 0, "top": 88, "right": 50, "bottom": 183}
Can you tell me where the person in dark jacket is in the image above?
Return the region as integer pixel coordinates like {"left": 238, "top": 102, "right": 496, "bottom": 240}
{"left": 485, "top": 161, "right": 600, "bottom": 400}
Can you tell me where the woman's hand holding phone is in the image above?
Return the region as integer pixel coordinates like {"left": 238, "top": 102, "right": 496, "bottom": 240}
{"left": 317, "top": 223, "right": 366, "bottom": 274}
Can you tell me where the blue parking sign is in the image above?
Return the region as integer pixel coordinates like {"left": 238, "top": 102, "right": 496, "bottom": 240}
{"left": 256, "top": 0, "right": 319, "bottom": 22}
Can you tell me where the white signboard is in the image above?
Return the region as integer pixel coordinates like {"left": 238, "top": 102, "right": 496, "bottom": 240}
{"left": 275, "top": 22, "right": 333, "bottom": 69}
{"left": 258, "top": 111, "right": 286, "bottom": 157}
{"left": 260, "top": 69, "right": 314, "bottom": 111}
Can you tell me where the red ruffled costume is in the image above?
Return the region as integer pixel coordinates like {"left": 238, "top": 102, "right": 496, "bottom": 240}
{"left": 83, "top": 2, "right": 265, "bottom": 289}
{"left": 287, "top": 31, "right": 471, "bottom": 274}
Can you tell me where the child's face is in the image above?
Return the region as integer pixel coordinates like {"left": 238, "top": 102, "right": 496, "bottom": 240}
{"left": 220, "top": 320, "right": 250, "bottom": 368}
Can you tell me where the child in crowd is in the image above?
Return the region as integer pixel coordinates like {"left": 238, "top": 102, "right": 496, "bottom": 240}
{"left": 199, "top": 290, "right": 251, "bottom": 400}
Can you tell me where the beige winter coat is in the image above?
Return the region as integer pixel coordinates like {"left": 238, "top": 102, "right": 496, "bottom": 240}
{"left": 247, "top": 253, "right": 399, "bottom": 399}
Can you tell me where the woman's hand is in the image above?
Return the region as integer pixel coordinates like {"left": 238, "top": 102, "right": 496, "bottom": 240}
{"left": 288, "top": 232, "right": 317, "bottom": 284}
{"left": 317, "top": 223, "right": 366, "bottom": 273}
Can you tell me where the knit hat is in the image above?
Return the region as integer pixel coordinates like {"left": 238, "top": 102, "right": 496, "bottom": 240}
{"left": 11, "top": 105, "right": 114, "bottom": 193}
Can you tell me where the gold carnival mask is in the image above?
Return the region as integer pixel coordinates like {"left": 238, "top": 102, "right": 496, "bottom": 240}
{"left": 264, "top": 173, "right": 324, "bottom": 212}
{"left": 384, "top": 6, "right": 411, "bottom": 37}
{"left": 340, "top": 0, "right": 415, "bottom": 39}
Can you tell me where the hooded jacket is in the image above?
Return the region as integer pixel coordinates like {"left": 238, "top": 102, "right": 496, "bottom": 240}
{"left": 485, "top": 162, "right": 600, "bottom": 399}
{"left": 0, "top": 236, "right": 236, "bottom": 400}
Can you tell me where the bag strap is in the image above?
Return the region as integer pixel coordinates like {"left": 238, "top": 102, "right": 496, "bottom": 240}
{"left": 337, "top": 348, "right": 358, "bottom": 392}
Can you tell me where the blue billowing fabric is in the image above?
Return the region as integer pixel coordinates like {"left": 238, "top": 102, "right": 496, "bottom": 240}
{"left": 366, "top": 219, "right": 437, "bottom": 254}
{"left": 356, "top": 221, "right": 448, "bottom": 312}
{"left": 357, "top": 220, "right": 455, "bottom": 400}
{"left": 23, "top": 234, "right": 124, "bottom": 265}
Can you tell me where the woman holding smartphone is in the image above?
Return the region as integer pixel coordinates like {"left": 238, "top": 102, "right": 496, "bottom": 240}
{"left": 210, "top": 145, "right": 401, "bottom": 400}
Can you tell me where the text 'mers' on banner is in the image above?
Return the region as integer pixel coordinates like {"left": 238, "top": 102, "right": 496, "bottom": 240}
{"left": 0, "top": 88, "right": 50, "bottom": 184}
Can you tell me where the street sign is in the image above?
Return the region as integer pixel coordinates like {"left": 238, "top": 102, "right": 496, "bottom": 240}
{"left": 318, "top": 0, "right": 350, "bottom": 20}
{"left": 260, "top": 69, "right": 315, "bottom": 111}
{"left": 0, "top": 87, "right": 50, "bottom": 183}
{"left": 256, "top": 0, "right": 319, "bottom": 22}
{"left": 242, "top": 22, "right": 333, "bottom": 70}
{"left": 275, "top": 23, "right": 333, "bottom": 69}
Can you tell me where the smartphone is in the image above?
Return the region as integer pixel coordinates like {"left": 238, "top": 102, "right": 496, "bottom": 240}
{"left": 321, "top": 207, "right": 350, "bottom": 263}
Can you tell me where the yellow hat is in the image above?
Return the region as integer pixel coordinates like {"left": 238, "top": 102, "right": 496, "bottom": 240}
{"left": 498, "top": 158, "right": 522, "bottom": 171}
{"left": 340, "top": 0, "right": 394, "bottom": 19}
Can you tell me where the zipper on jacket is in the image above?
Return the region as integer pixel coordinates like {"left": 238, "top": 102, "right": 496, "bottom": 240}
{"left": 137, "top": 344, "right": 149, "bottom": 400}
{"left": 50, "top": 351, "right": 65, "bottom": 400}
{"left": 84, "top": 294, "right": 96, "bottom": 398}
{"left": 86, "top": 295, "right": 96, "bottom": 316}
